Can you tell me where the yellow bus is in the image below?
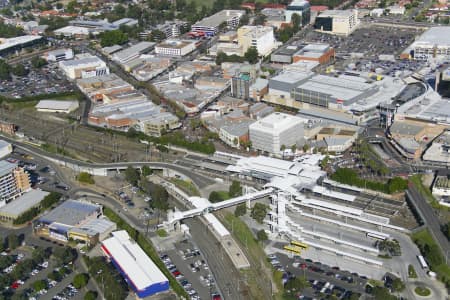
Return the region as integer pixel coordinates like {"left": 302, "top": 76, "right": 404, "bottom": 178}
{"left": 284, "top": 245, "right": 302, "bottom": 254}
{"left": 291, "top": 240, "right": 309, "bottom": 249}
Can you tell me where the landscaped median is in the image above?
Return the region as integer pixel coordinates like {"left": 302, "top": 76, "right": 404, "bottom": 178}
{"left": 412, "top": 228, "right": 450, "bottom": 288}
{"left": 103, "top": 207, "right": 189, "bottom": 299}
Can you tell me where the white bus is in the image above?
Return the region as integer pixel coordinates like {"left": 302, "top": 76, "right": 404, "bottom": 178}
{"left": 366, "top": 232, "right": 387, "bottom": 241}
{"left": 417, "top": 255, "right": 429, "bottom": 269}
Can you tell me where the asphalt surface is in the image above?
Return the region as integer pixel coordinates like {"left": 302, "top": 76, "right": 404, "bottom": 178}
{"left": 407, "top": 186, "right": 450, "bottom": 257}
{"left": 0, "top": 133, "right": 215, "bottom": 189}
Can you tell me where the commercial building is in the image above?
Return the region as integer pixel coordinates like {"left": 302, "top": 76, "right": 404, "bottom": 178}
{"left": 35, "top": 100, "right": 79, "bottom": 113}
{"left": 155, "top": 39, "right": 197, "bottom": 57}
{"left": 423, "top": 131, "right": 450, "bottom": 165}
{"left": 0, "top": 161, "right": 31, "bottom": 207}
{"left": 237, "top": 26, "right": 277, "bottom": 57}
{"left": 135, "top": 112, "right": 181, "bottom": 137}
{"left": 59, "top": 55, "right": 109, "bottom": 80}
{"left": 261, "top": 8, "right": 287, "bottom": 29}
{"left": 249, "top": 78, "right": 269, "bottom": 102}
{"left": 0, "top": 121, "right": 16, "bottom": 136}
{"left": 53, "top": 26, "right": 90, "bottom": 37}
{"left": 292, "top": 43, "right": 335, "bottom": 64}
{"left": 101, "top": 230, "right": 169, "bottom": 298}
{"left": 249, "top": 112, "right": 305, "bottom": 155}
{"left": 0, "top": 140, "right": 12, "bottom": 159}
{"left": 401, "top": 27, "right": 450, "bottom": 61}
{"left": 314, "top": 9, "right": 359, "bottom": 36}
{"left": 68, "top": 19, "right": 118, "bottom": 32}
{"left": 249, "top": 102, "right": 274, "bottom": 119}
{"left": 156, "top": 21, "right": 189, "bottom": 38}
{"left": 231, "top": 74, "right": 251, "bottom": 100}
{"left": 0, "top": 35, "right": 44, "bottom": 56}
{"left": 271, "top": 45, "right": 302, "bottom": 64}
{"left": 111, "top": 42, "right": 155, "bottom": 64}
{"left": 131, "top": 57, "right": 172, "bottom": 81}
{"left": 285, "top": 0, "right": 311, "bottom": 25}
{"left": 76, "top": 74, "right": 133, "bottom": 103}
{"left": 191, "top": 10, "right": 245, "bottom": 36}
{"left": 219, "top": 119, "right": 255, "bottom": 148}
{"left": 0, "top": 189, "right": 49, "bottom": 223}
{"left": 112, "top": 18, "right": 138, "bottom": 27}
{"left": 45, "top": 48, "right": 74, "bottom": 62}
{"left": 68, "top": 218, "right": 116, "bottom": 243}
{"left": 34, "top": 200, "right": 103, "bottom": 243}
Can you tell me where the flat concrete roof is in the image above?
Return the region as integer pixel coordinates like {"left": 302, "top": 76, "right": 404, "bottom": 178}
{"left": 0, "top": 190, "right": 49, "bottom": 219}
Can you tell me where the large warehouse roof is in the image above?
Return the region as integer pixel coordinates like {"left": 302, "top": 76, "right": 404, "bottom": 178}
{"left": 414, "top": 26, "right": 450, "bottom": 46}
{"left": 36, "top": 100, "right": 78, "bottom": 111}
{"left": 102, "top": 230, "right": 168, "bottom": 291}
{"left": 38, "top": 200, "right": 100, "bottom": 226}
{"left": 0, "top": 35, "right": 43, "bottom": 52}
{"left": 0, "top": 189, "right": 49, "bottom": 219}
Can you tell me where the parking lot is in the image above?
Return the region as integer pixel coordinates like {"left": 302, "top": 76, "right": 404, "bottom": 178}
{"left": 160, "top": 239, "right": 222, "bottom": 300}
{"left": 267, "top": 252, "right": 367, "bottom": 299}
{"left": 0, "top": 62, "right": 75, "bottom": 98}
{"left": 303, "top": 24, "right": 423, "bottom": 58}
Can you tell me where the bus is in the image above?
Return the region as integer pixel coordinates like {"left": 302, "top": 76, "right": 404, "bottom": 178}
{"left": 417, "top": 255, "right": 429, "bottom": 269}
{"left": 291, "top": 240, "right": 309, "bottom": 249}
{"left": 366, "top": 232, "right": 387, "bottom": 241}
{"left": 284, "top": 245, "right": 302, "bottom": 254}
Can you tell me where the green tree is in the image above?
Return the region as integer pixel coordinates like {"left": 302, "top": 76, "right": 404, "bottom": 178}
{"left": 257, "top": 229, "right": 268, "bottom": 242}
{"left": 209, "top": 191, "right": 224, "bottom": 203}
{"left": 229, "top": 180, "right": 242, "bottom": 198}
{"left": 31, "top": 247, "right": 45, "bottom": 263}
{"left": 48, "top": 270, "right": 63, "bottom": 282}
{"left": 100, "top": 30, "right": 128, "bottom": 47}
{"left": 251, "top": 203, "right": 269, "bottom": 223}
{"left": 244, "top": 46, "right": 259, "bottom": 64}
{"left": 291, "top": 13, "right": 301, "bottom": 32}
{"left": 77, "top": 172, "right": 95, "bottom": 184}
{"left": 284, "top": 277, "right": 310, "bottom": 297}
{"left": 84, "top": 290, "right": 98, "bottom": 300}
{"left": 33, "top": 280, "right": 47, "bottom": 291}
{"left": 0, "top": 59, "right": 11, "bottom": 80}
{"left": 11, "top": 64, "right": 29, "bottom": 77}
{"left": 7, "top": 234, "right": 19, "bottom": 250}
{"left": 392, "top": 278, "right": 405, "bottom": 292}
{"left": 254, "top": 14, "right": 267, "bottom": 26}
{"left": 73, "top": 273, "right": 89, "bottom": 289}
{"left": 372, "top": 286, "right": 396, "bottom": 300}
{"left": 124, "top": 166, "right": 140, "bottom": 186}
{"left": 0, "top": 23, "right": 24, "bottom": 38}
{"left": 53, "top": 247, "right": 77, "bottom": 264}
{"left": 66, "top": 0, "right": 77, "bottom": 13}
{"left": 141, "top": 166, "right": 152, "bottom": 177}
{"left": 31, "top": 56, "right": 48, "bottom": 69}
{"left": 234, "top": 203, "right": 247, "bottom": 217}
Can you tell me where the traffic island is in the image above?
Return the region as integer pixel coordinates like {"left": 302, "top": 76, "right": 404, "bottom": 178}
{"left": 414, "top": 286, "right": 432, "bottom": 297}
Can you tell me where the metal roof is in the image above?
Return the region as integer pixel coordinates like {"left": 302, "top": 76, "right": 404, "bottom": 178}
{"left": 0, "top": 189, "right": 49, "bottom": 218}
{"left": 0, "top": 160, "right": 16, "bottom": 177}
{"left": 36, "top": 100, "right": 78, "bottom": 111}
{"left": 38, "top": 200, "right": 100, "bottom": 226}
{"left": 102, "top": 230, "right": 168, "bottom": 290}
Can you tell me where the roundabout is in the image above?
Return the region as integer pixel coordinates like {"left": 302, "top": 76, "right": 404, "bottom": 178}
{"left": 414, "top": 286, "right": 432, "bottom": 297}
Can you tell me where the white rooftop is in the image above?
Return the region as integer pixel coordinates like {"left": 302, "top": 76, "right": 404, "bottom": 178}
{"left": 0, "top": 190, "right": 49, "bottom": 218}
{"left": 250, "top": 112, "right": 306, "bottom": 133}
{"left": 0, "top": 35, "right": 42, "bottom": 51}
{"left": 102, "top": 230, "right": 168, "bottom": 291}
{"left": 36, "top": 100, "right": 78, "bottom": 111}
{"left": 414, "top": 27, "right": 450, "bottom": 46}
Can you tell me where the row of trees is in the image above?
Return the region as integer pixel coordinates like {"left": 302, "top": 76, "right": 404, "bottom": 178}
{"left": 0, "top": 22, "right": 24, "bottom": 38}
{"left": 331, "top": 168, "right": 408, "bottom": 194}
{"left": 215, "top": 46, "right": 259, "bottom": 65}
{"left": 13, "top": 192, "right": 61, "bottom": 225}
{"left": 0, "top": 57, "right": 48, "bottom": 81}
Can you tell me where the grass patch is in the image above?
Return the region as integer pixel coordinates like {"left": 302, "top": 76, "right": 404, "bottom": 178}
{"left": 408, "top": 264, "right": 417, "bottom": 278}
{"left": 103, "top": 207, "right": 189, "bottom": 299}
{"left": 219, "top": 211, "right": 276, "bottom": 299}
{"left": 156, "top": 228, "right": 168, "bottom": 237}
{"left": 169, "top": 178, "right": 200, "bottom": 196}
{"left": 412, "top": 228, "right": 450, "bottom": 288}
{"left": 410, "top": 174, "right": 442, "bottom": 209}
{"left": 414, "top": 286, "right": 431, "bottom": 296}
{"left": 368, "top": 279, "right": 384, "bottom": 287}
{"left": 378, "top": 254, "right": 392, "bottom": 259}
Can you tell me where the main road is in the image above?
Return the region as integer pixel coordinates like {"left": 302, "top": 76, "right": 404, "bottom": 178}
{"left": 406, "top": 186, "right": 450, "bottom": 260}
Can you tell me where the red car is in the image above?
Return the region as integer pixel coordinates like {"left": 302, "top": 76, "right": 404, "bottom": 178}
{"left": 300, "top": 263, "right": 307, "bottom": 269}
{"left": 212, "top": 294, "right": 222, "bottom": 300}
{"left": 11, "top": 281, "right": 20, "bottom": 289}
{"left": 172, "top": 270, "right": 181, "bottom": 276}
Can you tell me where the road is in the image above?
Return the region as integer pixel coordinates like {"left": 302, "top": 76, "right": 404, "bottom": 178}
{"left": 0, "top": 133, "right": 215, "bottom": 189}
{"left": 407, "top": 186, "right": 450, "bottom": 258}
